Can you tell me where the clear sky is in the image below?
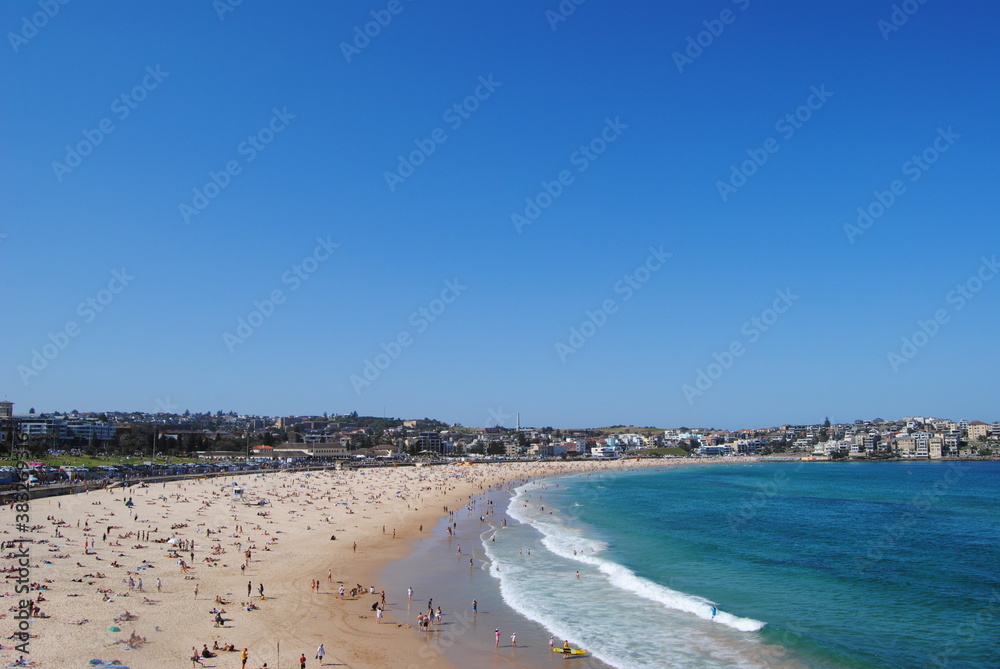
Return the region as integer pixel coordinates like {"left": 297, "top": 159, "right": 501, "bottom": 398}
{"left": 1, "top": 1, "right": 997, "bottom": 429}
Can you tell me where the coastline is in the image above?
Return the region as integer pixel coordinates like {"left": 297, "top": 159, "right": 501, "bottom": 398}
{"left": 382, "top": 460, "right": 805, "bottom": 669}
{"left": 1, "top": 459, "right": 690, "bottom": 669}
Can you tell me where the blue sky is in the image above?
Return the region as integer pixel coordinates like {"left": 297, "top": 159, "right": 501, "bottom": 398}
{"left": 1, "top": 0, "right": 997, "bottom": 429}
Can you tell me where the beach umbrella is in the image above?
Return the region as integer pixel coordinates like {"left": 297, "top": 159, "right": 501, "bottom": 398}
{"left": 107, "top": 626, "right": 120, "bottom": 632}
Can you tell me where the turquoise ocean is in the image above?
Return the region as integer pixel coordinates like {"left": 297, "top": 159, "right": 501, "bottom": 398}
{"left": 482, "top": 461, "right": 1000, "bottom": 669}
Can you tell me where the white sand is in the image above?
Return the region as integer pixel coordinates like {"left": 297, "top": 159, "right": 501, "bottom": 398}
{"left": 1, "top": 459, "right": 694, "bottom": 668}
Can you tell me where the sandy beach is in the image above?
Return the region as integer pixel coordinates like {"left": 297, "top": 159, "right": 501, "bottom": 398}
{"left": 1, "top": 459, "right": 696, "bottom": 669}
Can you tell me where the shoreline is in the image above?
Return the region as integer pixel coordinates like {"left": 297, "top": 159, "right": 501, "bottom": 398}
{"left": 380, "top": 461, "right": 710, "bottom": 669}
{"left": 1, "top": 459, "right": 693, "bottom": 668}
{"left": 381, "top": 479, "right": 617, "bottom": 669}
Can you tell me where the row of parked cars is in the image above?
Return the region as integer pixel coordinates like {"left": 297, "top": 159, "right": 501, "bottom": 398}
{"left": 0, "top": 460, "right": 287, "bottom": 486}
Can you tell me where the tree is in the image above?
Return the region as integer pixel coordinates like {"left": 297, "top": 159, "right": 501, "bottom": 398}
{"left": 676, "top": 439, "right": 697, "bottom": 453}
{"left": 824, "top": 417, "right": 831, "bottom": 428}
{"left": 487, "top": 441, "right": 505, "bottom": 456}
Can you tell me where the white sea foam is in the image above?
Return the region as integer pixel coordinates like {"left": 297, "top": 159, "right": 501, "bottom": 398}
{"left": 482, "top": 482, "right": 776, "bottom": 669}
{"left": 508, "top": 482, "right": 766, "bottom": 632}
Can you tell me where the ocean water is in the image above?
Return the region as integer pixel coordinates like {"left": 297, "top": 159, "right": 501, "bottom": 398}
{"left": 483, "top": 461, "right": 1000, "bottom": 669}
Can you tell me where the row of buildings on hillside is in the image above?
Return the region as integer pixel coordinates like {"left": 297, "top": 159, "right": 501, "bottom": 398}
{"left": 696, "top": 418, "right": 1000, "bottom": 459}
{"left": 3, "top": 400, "right": 997, "bottom": 461}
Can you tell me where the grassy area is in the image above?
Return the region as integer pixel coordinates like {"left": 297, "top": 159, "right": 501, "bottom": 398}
{"left": 1, "top": 454, "right": 198, "bottom": 467}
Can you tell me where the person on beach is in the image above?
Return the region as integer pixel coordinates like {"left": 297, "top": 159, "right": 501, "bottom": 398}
{"left": 299, "top": 652, "right": 306, "bottom": 669}
{"left": 495, "top": 629, "right": 501, "bottom": 647}
{"left": 191, "top": 646, "right": 204, "bottom": 667}
{"left": 407, "top": 586, "right": 413, "bottom": 600}
{"left": 241, "top": 647, "right": 248, "bottom": 669}
{"left": 511, "top": 632, "right": 517, "bottom": 647}
{"left": 711, "top": 604, "right": 718, "bottom": 619}
{"left": 376, "top": 606, "right": 383, "bottom": 623}
{"left": 248, "top": 581, "right": 252, "bottom": 597}
{"left": 472, "top": 599, "right": 477, "bottom": 613}
{"left": 316, "top": 643, "right": 325, "bottom": 662}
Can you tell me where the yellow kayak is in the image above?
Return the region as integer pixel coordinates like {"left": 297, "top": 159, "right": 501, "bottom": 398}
{"left": 553, "top": 647, "right": 587, "bottom": 656}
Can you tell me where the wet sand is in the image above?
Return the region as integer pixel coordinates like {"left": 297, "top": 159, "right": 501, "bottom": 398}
{"left": 382, "top": 486, "right": 615, "bottom": 669}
